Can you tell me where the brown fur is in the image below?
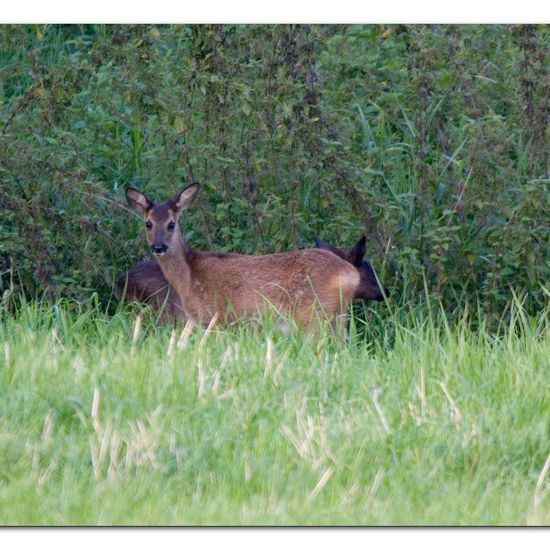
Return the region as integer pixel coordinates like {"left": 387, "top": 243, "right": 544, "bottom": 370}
{"left": 115, "top": 237, "right": 388, "bottom": 322}
{"left": 314, "top": 236, "right": 389, "bottom": 302}
{"left": 125, "top": 184, "right": 360, "bottom": 332}
{"left": 115, "top": 261, "right": 184, "bottom": 321}
{"left": 115, "top": 237, "right": 389, "bottom": 322}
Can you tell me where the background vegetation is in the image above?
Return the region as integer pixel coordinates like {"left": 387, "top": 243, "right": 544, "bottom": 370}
{"left": 0, "top": 25, "right": 548, "bottom": 320}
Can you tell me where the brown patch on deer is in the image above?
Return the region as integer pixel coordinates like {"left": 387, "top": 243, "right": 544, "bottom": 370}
{"left": 314, "top": 235, "right": 389, "bottom": 302}
{"left": 115, "top": 261, "right": 184, "bottom": 322}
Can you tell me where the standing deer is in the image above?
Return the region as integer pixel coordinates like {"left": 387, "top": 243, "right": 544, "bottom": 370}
{"left": 124, "top": 184, "right": 360, "bottom": 332}
{"left": 116, "top": 236, "right": 389, "bottom": 322}
{"left": 116, "top": 236, "right": 388, "bottom": 321}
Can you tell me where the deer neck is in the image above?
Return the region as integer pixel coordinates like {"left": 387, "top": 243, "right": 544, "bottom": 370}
{"left": 155, "top": 235, "right": 194, "bottom": 310}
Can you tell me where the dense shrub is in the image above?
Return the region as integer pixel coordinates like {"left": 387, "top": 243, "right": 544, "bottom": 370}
{"left": 0, "top": 25, "right": 548, "bottom": 317}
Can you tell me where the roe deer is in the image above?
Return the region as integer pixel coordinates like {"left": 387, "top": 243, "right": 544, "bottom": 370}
{"left": 314, "top": 236, "right": 389, "bottom": 302}
{"left": 115, "top": 261, "right": 184, "bottom": 321}
{"left": 125, "top": 184, "right": 360, "bottom": 332}
{"left": 115, "top": 237, "right": 388, "bottom": 322}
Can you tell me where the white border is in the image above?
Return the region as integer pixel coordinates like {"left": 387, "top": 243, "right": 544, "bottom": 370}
{"left": 1, "top": 529, "right": 549, "bottom": 549}
{"left": 1, "top": 0, "right": 549, "bottom": 23}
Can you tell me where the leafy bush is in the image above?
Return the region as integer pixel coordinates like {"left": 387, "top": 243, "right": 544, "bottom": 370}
{"left": 1, "top": 24, "right": 548, "bottom": 318}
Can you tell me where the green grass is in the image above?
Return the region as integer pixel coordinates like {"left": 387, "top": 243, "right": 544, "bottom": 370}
{"left": 0, "top": 298, "right": 549, "bottom": 525}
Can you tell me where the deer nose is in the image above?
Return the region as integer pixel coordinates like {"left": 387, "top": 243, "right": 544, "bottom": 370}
{"left": 151, "top": 243, "right": 168, "bottom": 255}
{"left": 375, "top": 286, "right": 390, "bottom": 301}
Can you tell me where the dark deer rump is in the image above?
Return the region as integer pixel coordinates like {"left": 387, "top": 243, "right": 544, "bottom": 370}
{"left": 115, "top": 261, "right": 184, "bottom": 321}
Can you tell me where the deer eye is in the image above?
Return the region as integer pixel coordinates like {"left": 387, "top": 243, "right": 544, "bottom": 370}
{"left": 167, "top": 221, "right": 175, "bottom": 231}
{"left": 145, "top": 221, "right": 153, "bottom": 230}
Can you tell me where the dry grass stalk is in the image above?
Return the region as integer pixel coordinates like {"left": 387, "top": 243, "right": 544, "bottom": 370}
{"left": 199, "top": 312, "right": 219, "bottom": 349}
{"left": 197, "top": 358, "right": 207, "bottom": 399}
{"left": 534, "top": 450, "right": 550, "bottom": 506}
{"left": 367, "top": 468, "right": 385, "bottom": 505}
{"left": 263, "top": 337, "right": 274, "bottom": 381}
{"left": 132, "top": 314, "right": 142, "bottom": 345}
{"left": 177, "top": 319, "right": 195, "bottom": 350}
{"left": 91, "top": 388, "right": 100, "bottom": 433}
{"left": 309, "top": 467, "right": 334, "bottom": 499}
{"left": 212, "top": 346, "right": 230, "bottom": 395}
{"left": 42, "top": 410, "right": 55, "bottom": 441}
{"left": 372, "top": 388, "right": 392, "bottom": 435}
{"left": 166, "top": 329, "right": 177, "bottom": 357}
{"left": 439, "top": 382, "right": 462, "bottom": 426}
{"left": 4, "top": 342, "right": 10, "bottom": 368}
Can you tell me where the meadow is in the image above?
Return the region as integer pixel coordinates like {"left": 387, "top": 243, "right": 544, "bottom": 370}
{"left": 1, "top": 295, "right": 548, "bottom": 525}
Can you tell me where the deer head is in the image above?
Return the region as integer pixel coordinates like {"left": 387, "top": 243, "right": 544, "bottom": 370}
{"left": 314, "top": 235, "right": 389, "bottom": 302}
{"left": 125, "top": 184, "right": 199, "bottom": 256}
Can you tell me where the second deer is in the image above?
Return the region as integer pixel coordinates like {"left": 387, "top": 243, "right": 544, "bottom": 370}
{"left": 314, "top": 236, "right": 389, "bottom": 302}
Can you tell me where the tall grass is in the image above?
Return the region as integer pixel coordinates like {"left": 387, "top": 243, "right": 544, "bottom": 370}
{"left": 0, "top": 296, "right": 548, "bottom": 525}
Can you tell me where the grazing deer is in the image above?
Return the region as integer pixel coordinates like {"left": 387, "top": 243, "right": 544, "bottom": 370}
{"left": 115, "top": 261, "right": 184, "bottom": 321}
{"left": 314, "top": 236, "right": 389, "bottom": 302}
{"left": 125, "top": 184, "right": 360, "bottom": 332}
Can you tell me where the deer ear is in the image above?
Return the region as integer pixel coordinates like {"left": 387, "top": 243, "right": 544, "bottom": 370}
{"left": 348, "top": 236, "right": 367, "bottom": 266}
{"left": 126, "top": 188, "right": 153, "bottom": 216}
{"left": 170, "top": 183, "right": 199, "bottom": 213}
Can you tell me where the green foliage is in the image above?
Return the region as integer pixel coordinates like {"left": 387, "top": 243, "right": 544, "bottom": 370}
{"left": 0, "top": 299, "right": 548, "bottom": 524}
{"left": 0, "top": 25, "right": 548, "bottom": 316}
